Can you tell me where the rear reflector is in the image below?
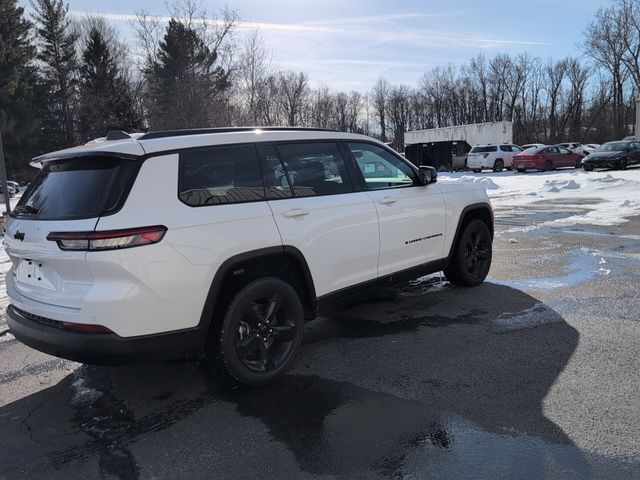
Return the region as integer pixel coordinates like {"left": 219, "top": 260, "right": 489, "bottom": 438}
{"left": 63, "top": 322, "right": 113, "bottom": 334}
{"left": 47, "top": 226, "right": 167, "bottom": 251}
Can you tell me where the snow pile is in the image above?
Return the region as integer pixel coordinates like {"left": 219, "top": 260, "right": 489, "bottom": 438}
{"left": 457, "top": 175, "right": 500, "bottom": 190}
{"left": 441, "top": 169, "right": 640, "bottom": 227}
{"left": 541, "top": 179, "right": 580, "bottom": 192}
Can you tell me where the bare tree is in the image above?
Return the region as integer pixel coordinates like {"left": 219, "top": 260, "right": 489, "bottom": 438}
{"left": 277, "top": 70, "right": 308, "bottom": 126}
{"left": 372, "top": 77, "right": 389, "bottom": 141}
{"left": 584, "top": 3, "right": 629, "bottom": 136}
{"left": 237, "top": 29, "right": 272, "bottom": 125}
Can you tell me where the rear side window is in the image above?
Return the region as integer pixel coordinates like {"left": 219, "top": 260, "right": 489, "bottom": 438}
{"left": 178, "top": 145, "right": 264, "bottom": 207}
{"left": 470, "top": 146, "right": 497, "bottom": 153}
{"left": 500, "top": 145, "right": 511, "bottom": 152}
{"left": 13, "top": 157, "right": 138, "bottom": 220}
{"left": 275, "top": 143, "right": 352, "bottom": 197}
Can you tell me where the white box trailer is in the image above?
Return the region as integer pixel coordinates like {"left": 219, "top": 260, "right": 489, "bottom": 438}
{"left": 404, "top": 121, "right": 514, "bottom": 170}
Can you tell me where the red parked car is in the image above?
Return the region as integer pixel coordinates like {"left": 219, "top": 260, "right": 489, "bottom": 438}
{"left": 512, "top": 146, "right": 584, "bottom": 172}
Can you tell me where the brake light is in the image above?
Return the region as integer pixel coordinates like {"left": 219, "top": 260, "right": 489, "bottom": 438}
{"left": 63, "top": 322, "right": 113, "bottom": 333}
{"left": 47, "top": 226, "right": 167, "bottom": 251}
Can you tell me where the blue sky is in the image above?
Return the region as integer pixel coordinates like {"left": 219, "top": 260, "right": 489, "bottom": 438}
{"left": 26, "top": 0, "right": 612, "bottom": 91}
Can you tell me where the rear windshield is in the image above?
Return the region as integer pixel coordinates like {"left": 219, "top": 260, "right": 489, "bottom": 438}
{"left": 470, "top": 146, "right": 497, "bottom": 153}
{"left": 12, "top": 157, "right": 138, "bottom": 220}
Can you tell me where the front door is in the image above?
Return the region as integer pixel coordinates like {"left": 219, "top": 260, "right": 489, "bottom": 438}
{"left": 344, "top": 142, "right": 446, "bottom": 279}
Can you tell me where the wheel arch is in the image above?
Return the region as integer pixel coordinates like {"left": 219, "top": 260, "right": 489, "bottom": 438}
{"left": 197, "top": 246, "right": 317, "bottom": 336}
{"left": 447, "top": 203, "right": 494, "bottom": 259}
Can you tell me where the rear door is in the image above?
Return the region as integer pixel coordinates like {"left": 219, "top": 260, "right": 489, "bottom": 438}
{"left": 345, "top": 142, "right": 445, "bottom": 278}
{"left": 557, "top": 146, "right": 575, "bottom": 167}
{"left": 3, "top": 157, "right": 139, "bottom": 309}
{"left": 260, "top": 142, "right": 380, "bottom": 297}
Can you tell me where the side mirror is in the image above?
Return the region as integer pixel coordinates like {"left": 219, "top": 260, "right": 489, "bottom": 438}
{"left": 418, "top": 165, "right": 437, "bottom": 185}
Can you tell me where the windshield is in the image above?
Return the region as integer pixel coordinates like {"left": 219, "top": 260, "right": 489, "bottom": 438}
{"left": 13, "top": 157, "right": 138, "bottom": 220}
{"left": 596, "top": 142, "right": 628, "bottom": 152}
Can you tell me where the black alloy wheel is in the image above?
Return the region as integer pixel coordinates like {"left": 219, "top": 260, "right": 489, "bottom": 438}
{"left": 444, "top": 219, "right": 493, "bottom": 287}
{"left": 209, "top": 277, "right": 304, "bottom": 386}
{"left": 619, "top": 158, "right": 628, "bottom": 170}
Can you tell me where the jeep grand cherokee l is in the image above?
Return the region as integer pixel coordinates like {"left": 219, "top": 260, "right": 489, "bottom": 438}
{"left": 4, "top": 128, "right": 494, "bottom": 385}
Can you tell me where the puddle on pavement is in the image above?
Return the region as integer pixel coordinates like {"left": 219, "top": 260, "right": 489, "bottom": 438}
{"left": 225, "top": 375, "right": 637, "bottom": 479}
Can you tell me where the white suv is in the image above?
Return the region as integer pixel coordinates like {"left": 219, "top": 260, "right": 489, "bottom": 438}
{"left": 467, "top": 144, "right": 524, "bottom": 172}
{"left": 4, "top": 128, "right": 493, "bottom": 385}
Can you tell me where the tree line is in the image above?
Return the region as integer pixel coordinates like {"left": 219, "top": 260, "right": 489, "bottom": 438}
{"left": 1, "top": 0, "right": 639, "bottom": 178}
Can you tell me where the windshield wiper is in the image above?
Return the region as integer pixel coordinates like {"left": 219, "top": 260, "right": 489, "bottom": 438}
{"left": 12, "top": 205, "right": 39, "bottom": 215}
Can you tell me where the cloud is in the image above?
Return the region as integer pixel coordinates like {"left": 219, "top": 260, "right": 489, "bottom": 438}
{"left": 67, "top": 10, "right": 551, "bottom": 48}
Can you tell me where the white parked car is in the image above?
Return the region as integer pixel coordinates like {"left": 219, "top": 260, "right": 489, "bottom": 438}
{"left": 557, "top": 142, "right": 584, "bottom": 155}
{"left": 466, "top": 144, "right": 524, "bottom": 172}
{"left": 4, "top": 128, "right": 494, "bottom": 385}
{"left": 582, "top": 144, "right": 600, "bottom": 156}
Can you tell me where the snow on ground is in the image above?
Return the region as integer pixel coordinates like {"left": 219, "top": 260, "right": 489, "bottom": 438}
{"left": 441, "top": 168, "right": 640, "bottom": 229}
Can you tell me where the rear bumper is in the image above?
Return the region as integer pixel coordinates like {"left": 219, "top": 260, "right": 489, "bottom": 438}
{"left": 6, "top": 304, "right": 206, "bottom": 365}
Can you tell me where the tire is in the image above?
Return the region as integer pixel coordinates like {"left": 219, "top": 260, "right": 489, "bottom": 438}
{"left": 206, "top": 277, "right": 304, "bottom": 386}
{"left": 575, "top": 159, "right": 583, "bottom": 169}
{"left": 493, "top": 159, "right": 504, "bottom": 173}
{"left": 543, "top": 159, "right": 554, "bottom": 171}
{"left": 444, "top": 219, "right": 493, "bottom": 287}
{"left": 473, "top": 169, "right": 481, "bottom": 173}
{"left": 584, "top": 165, "right": 593, "bottom": 172}
{"left": 618, "top": 158, "right": 628, "bottom": 170}
{"left": 517, "top": 168, "right": 526, "bottom": 173}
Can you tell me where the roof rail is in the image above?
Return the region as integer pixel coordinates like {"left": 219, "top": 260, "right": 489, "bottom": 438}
{"left": 137, "top": 127, "right": 339, "bottom": 141}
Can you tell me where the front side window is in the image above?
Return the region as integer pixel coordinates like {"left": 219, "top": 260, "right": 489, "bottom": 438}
{"left": 275, "top": 143, "right": 352, "bottom": 197}
{"left": 178, "top": 145, "right": 264, "bottom": 207}
{"left": 348, "top": 142, "right": 416, "bottom": 190}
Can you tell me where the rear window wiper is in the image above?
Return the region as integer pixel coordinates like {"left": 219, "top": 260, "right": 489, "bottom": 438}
{"left": 12, "top": 205, "right": 39, "bottom": 215}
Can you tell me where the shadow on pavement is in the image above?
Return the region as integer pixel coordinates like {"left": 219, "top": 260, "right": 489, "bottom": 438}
{"left": 0, "top": 282, "right": 636, "bottom": 479}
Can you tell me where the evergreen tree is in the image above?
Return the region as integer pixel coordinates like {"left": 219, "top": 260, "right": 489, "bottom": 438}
{"left": 31, "top": 0, "right": 78, "bottom": 149}
{"left": 0, "top": 0, "right": 39, "bottom": 178}
{"left": 77, "top": 27, "right": 141, "bottom": 141}
{"left": 145, "top": 19, "right": 230, "bottom": 129}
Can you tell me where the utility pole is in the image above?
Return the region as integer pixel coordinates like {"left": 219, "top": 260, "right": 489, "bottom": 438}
{"left": 0, "top": 131, "right": 11, "bottom": 215}
{"left": 636, "top": 97, "right": 640, "bottom": 139}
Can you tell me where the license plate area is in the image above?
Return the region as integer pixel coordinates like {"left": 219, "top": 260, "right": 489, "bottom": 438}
{"left": 15, "top": 259, "right": 56, "bottom": 290}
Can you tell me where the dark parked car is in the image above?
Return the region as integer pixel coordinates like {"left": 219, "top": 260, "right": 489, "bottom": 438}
{"left": 582, "top": 141, "right": 640, "bottom": 171}
{"left": 512, "top": 145, "right": 583, "bottom": 172}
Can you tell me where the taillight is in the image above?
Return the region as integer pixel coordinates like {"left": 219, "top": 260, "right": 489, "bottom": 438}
{"left": 47, "top": 225, "right": 167, "bottom": 251}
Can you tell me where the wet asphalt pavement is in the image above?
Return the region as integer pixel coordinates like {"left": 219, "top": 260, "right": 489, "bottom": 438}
{"left": 1, "top": 205, "right": 640, "bottom": 479}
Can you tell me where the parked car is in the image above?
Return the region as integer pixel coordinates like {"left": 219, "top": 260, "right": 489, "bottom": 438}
{"left": 557, "top": 142, "right": 584, "bottom": 155}
{"left": 582, "top": 144, "right": 600, "bottom": 156}
{"left": 466, "top": 144, "right": 524, "bottom": 172}
{"left": 622, "top": 136, "right": 636, "bottom": 141}
{"left": 521, "top": 143, "right": 546, "bottom": 151}
{"left": 582, "top": 140, "right": 640, "bottom": 171}
{"left": 4, "top": 127, "right": 494, "bottom": 386}
{"left": 512, "top": 145, "right": 583, "bottom": 172}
